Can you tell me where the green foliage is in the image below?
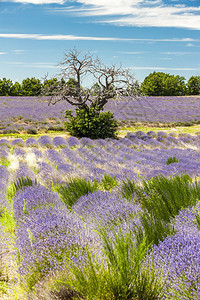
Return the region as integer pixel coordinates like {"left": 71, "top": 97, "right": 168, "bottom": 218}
{"left": 98, "top": 174, "right": 118, "bottom": 191}
{"left": 0, "top": 158, "right": 11, "bottom": 167}
{"left": 132, "top": 173, "right": 200, "bottom": 247}
{"left": 57, "top": 177, "right": 98, "bottom": 209}
{"left": 121, "top": 178, "right": 136, "bottom": 202}
{"left": 0, "top": 281, "right": 8, "bottom": 296}
{"left": 10, "top": 81, "right": 23, "bottom": 96}
{"left": 141, "top": 72, "right": 186, "bottom": 96}
{"left": 6, "top": 184, "right": 17, "bottom": 202}
{"left": 0, "top": 208, "right": 16, "bottom": 234}
{"left": 43, "top": 77, "right": 61, "bottom": 95}
{"left": 187, "top": 75, "right": 200, "bottom": 95}
{"left": 13, "top": 177, "right": 38, "bottom": 193}
{"left": 195, "top": 211, "right": 200, "bottom": 230}
{"left": 66, "top": 78, "right": 79, "bottom": 96}
{"left": 21, "top": 77, "right": 42, "bottom": 96}
{"left": 0, "top": 73, "right": 199, "bottom": 96}
{"left": 135, "top": 208, "right": 175, "bottom": 247}
{"left": 59, "top": 225, "right": 165, "bottom": 299}
{"left": 0, "top": 78, "right": 13, "bottom": 96}
{"left": 137, "top": 173, "right": 200, "bottom": 222}
{"left": 64, "top": 107, "right": 118, "bottom": 139}
{"left": 6, "top": 177, "right": 37, "bottom": 201}
{"left": 166, "top": 156, "right": 179, "bottom": 165}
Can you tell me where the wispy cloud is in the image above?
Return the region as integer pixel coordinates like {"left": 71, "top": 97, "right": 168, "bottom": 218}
{"left": 161, "top": 51, "right": 200, "bottom": 56}
{"left": 0, "top": 33, "right": 198, "bottom": 43}
{"left": 4, "top": 0, "right": 65, "bottom": 4}
{"left": 12, "top": 49, "right": 25, "bottom": 54}
{"left": 0, "top": 52, "right": 7, "bottom": 55}
{"left": 2, "top": 61, "right": 58, "bottom": 68}
{"left": 118, "top": 51, "right": 149, "bottom": 55}
{"left": 5, "top": 0, "right": 200, "bottom": 30}
{"left": 51, "top": 0, "right": 200, "bottom": 30}
{"left": 130, "top": 67, "right": 199, "bottom": 71}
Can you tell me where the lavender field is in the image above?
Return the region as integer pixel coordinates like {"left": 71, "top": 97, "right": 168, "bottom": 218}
{"left": 0, "top": 130, "right": 200, "bottom": 299}
{"left": 1, "top": 95, "right": 200, "bottom": 134}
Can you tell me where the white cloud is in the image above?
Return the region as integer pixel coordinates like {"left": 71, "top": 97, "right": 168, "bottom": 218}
{"left": 161, "top": 51, "right": 200, "bottom": 55}
{"left": 12, "top": 49, "right": 25, "bottom": 54}
{"left": 52, "top": 0, "right": 200, "bottom": 30}
{"left": 129, "top": 67, "right": 199, "bottom": 71}
{"left": 0, "top": 52, "right": 7, "bottom": 55}
{"left": 0, "top": 33, "right": 198, "bottom": 43}
{"left": 2, "top": 61, "right": 59, "bottom": 68}
{"left": 118, "top": 51, "right": 149, "bottom": 54}
{"left": 5, "top": 0, "right": 65, "bottom": 3}
{"left": 0, "top": 33, "right": 132, "bottom": 41}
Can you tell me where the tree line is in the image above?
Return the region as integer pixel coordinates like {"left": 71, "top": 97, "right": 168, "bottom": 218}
{"left": 0, "top": 72, "right": 200, "bottom": 97}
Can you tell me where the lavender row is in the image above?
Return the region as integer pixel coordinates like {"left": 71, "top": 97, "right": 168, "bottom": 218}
{"left": 1, "top": 96, "right": 200, "bottom": 134}
{"left": 149, "top": 202, "right": 200, "bottom": 299}
{"left": 11, "top": 179, "right": 200, "bottom": 297}
{"left": 13, "top": 185, "right": 94, "bottom": 280}
{"left": 2, "top": 133, "right": 200, "bottom": 187}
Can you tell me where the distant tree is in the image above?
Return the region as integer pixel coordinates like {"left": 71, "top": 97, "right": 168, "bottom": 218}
{"left": 43, "top": 77, "right": 61, "bottom": 95}
{"left": 141, "top": 72, "right": 186, "bottom": 96}
{"left": 10, "top": 81, "right": 23, "bottom": 96}
{"left": 0, "top": 78, "right": 13, "bottom": 96}
{"left": 187, "top": 76, "right": 200, "bottom": 95}
{"left": 66, "top": 78, "right": 79, "bottom": 96}
{"left": 21, "top": 77, "right": 42, "bottom": 96}
{"left": 91, "top": 82, "right": 102, "bottom": 96}
{"left": 43, "top": 48, "right": 140, "bottom": 138}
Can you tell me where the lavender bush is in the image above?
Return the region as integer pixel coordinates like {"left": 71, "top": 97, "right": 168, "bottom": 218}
{"left": 1, "top": 96, "right": 200, "bottom": 134}
{"left": 0, "top": 132, "right": 200, "bottom": 298}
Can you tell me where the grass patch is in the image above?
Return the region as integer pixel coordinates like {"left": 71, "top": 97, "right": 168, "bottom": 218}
{"left": 57, "top": 177, "right": 98, "bottom": 209}
{"left": 166, "top": 156, "right": 179, "bottom": 165}
{"left": 0, "top": 131, "right": 69, "bottom": 141}
{"left": 55, "top": 225, "right": 165, "bottom": 300}
{"left": 117, "top": 124, "right": 200, "bottom": 137}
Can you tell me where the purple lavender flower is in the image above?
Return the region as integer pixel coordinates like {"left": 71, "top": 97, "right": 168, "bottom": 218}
{"left": 67, "top": 136, "right": 80, "bottom": 148}
{"left": 57, "top": 163, "right": 77, "bottom": 175}
{"left": 15, "top": 205, "right": 88, "bottom": 280}
{"left": 13, "top": 185, "right": 61, "bottom": 220}
{"left": 26, "top": 137, "right": 39, "bottom": 147}
{"left": 11, "top": 138, "right": 25, "bottom": 147}
{"left": 37, "top": 162, "right": 63, "bottom": 187}
{"left": 80, "top": 137, "right": 95, "bottom": 147}
{"left": 72, "top": 190, "right": 140, "bottom": 226}
{"left": 147, "top": 131, "right": 157, "bottom": 138}
{"left": 12, "top": 162, "right": 36, "bottom": 182}
{"left": 0, "top": 139, "right": 11, "bottom": 148}
{"left": 44, "top": 149, "right": 66, "bottom": 166}
{"left": 13, "top": 147, "right": 26, "bottom": 159}
{"left": 0, "top": 165, "right": 11, "bottom": 193}
{"left": 53, "top": 136, "right": 68, "bottom": 148}
{"left": 150, "top": 232, "right": 200, "bottom": 298}
{"left": 38, "top": 135, "right": 54, "bottom": 148}
{"left": 61, "top": 148, "right": 89, "bottom": 167}
{"left": 0, "top": 148, "right": 9, "bottom": 160}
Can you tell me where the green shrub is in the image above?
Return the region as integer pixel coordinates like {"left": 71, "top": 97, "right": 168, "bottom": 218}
{"left": 6, "top": 177, "right": 37, "bottom": 201}
{"left": 98, "top": 174, "right": 118, "bottom": 191}
{"left": 57, "top": 225, "right": 165, "bottom": 300}
{"left": 134, "top": 209, "right": 175, "bottom": 247}
{"left": 58, "top": 177, "right": 98, "bottom": 209}
{"left": 64, "top": 107, "right": 118, "bottom": 139}
{"left": 26, "top": 127, "right": 38, "bottom": 134}
{"left": 121, "top": 178, "right": 136, "bottom": 202}
{"left": 137, "top": 173, "right": 199, "bottom": 222}
{"left": 166, "top": 156, "right": 179, "bottom": 165}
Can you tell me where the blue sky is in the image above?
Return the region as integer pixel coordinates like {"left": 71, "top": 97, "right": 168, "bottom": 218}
{"left": 0, "top": 0, "right": 200, "bottom": 86}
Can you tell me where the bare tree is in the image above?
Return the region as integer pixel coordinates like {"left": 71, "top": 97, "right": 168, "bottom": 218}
{"left": 43, "top": 48, "right": 141, "bottom": 111}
